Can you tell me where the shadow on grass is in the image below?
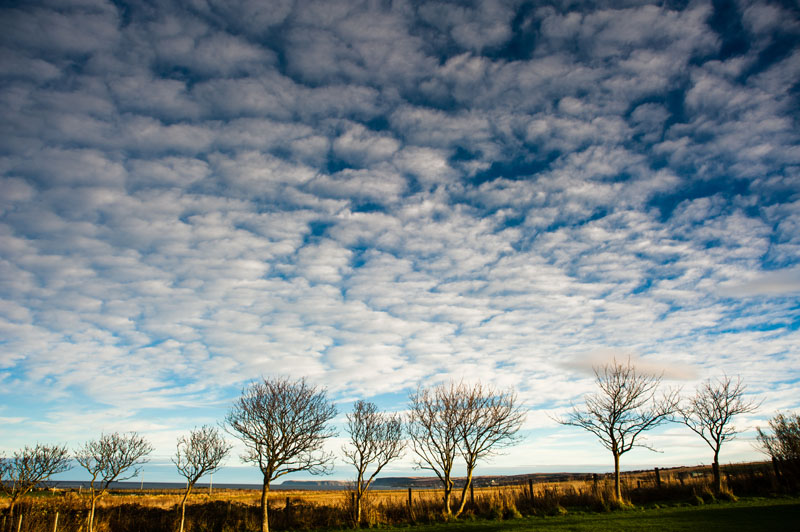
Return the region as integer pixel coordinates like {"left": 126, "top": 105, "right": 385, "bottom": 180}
{"left": 375, "top": 499, "right": 800, "bottom": 532}
{"left": 611, "top": 502, "right": 800, "bottom": 532}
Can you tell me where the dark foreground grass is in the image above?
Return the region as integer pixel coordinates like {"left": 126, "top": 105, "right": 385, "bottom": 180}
{"left": 337, "top": 497, "right": 800, "bottom": 532}
{"left": 4, "top": 489, "right": 798, "bottom": 531}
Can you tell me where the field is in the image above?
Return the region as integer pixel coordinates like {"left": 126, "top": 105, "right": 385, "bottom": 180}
{"left": 329, "top": 497, "right": 800, "bottom": 532}
{"left": 1, "top": 462, "right": 798, "bottom": 531}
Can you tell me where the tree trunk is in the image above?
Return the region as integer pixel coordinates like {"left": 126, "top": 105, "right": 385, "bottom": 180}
{"left": 355, "top": 490, "right": 362, "bottom": 526}
{"left": 352, "top": 475, "right": 364, "bottom": 527}
{"left": 712, "top": 450, "right": 721, "bottom": 494}
{"left": 455, "top": 468, "right": 474, "bottom": 517}
{"left": 613, "top": 452, "right": 622, "bottom": 502}
{"left": 260, "top": 479, "right": 270, "bottom": 532}
{"left": 88, "top": 496, "right": 97, "bottom": 532}
{"left": 179, "top": 500, "right": 187, "bottom": 532}
{"left": 179, "top": 484, "right": 192, "bottom": 532}
{"left": 443, "top": 477, "right": 453, "bottom": 515}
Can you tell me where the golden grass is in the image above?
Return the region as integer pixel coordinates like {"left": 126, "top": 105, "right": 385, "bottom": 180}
{"left": 0, "top": 462, "right": 781, "bottom": 532}
{"left": 0, "top": 471, "right": 709, "bottom": 512}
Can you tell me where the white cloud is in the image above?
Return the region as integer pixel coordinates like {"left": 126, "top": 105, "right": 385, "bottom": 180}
{"left": 0, "top": 3, "right": 120, "bottom": 56}
{"left": 332, "top": 123, "right": 401, "bottom": 166}
{"left": 0, "top": 0, "right": 798, "bottom": 480}
{"left": 717, "top": 267, "right": 800, "bottom": 297}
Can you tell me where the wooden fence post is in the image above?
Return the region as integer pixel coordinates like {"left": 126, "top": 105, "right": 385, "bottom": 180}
{"left": 528, "top": 479, "right": 533, "bottom": 500}
{"left": 407, "top": 487, "right": 412, "bottom": 508}
{"left": 655, "top": 467, "right": 661, "bottom": 489}
{"left": 470, "top": 482, "right": 474, "bottom": 506}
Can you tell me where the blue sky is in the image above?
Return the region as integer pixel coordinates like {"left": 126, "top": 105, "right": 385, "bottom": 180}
{"left": 1, "top": 0, "right": 799, "bottom": 485}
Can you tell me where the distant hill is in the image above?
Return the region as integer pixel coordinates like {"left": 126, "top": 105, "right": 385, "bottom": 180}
{"left": 276, "top": 472, "right": 600, "bottom": 490}
{"left": 273, "top": 463, "right": 756, "bottom": 491}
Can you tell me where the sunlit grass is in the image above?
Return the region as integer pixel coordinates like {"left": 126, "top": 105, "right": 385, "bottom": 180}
{"left": 0, "top": 462, "right": 794, "bottom": 531}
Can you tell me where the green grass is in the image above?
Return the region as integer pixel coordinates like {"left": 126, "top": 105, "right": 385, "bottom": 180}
{"left": 334, "top": 497, "right": 800, "bottom": 532}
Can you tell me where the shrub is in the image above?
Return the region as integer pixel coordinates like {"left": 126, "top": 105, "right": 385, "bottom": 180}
{"left": 550, "top": 504, "right": 568, "bottom": 516}
{"left": 699, "top": 486, "right": 716, "bottom": 503}
{"left": 487, "top": 503, "right": 504, "bottom": 520}
{"left": 503, "top": 503, "right": 523, "bottom": 520}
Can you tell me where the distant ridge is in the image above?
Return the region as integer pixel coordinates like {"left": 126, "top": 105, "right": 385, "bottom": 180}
{"left": 275, "top": 463, "right": 748, "bottom": 490}
{"left": 46, "top": 463, "right": 757, "bottom": 492}
{"left": 278, "top": 472, "right": 599, "bottom": 490}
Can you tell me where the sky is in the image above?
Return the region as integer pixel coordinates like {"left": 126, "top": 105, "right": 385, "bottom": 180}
{"left": 1, "top": 0, "right": 799, "bottom": 485}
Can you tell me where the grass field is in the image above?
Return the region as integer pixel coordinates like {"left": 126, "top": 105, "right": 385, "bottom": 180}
{"left": 2, "top": 463, "right": 797, "bottom": 531}
{"left": 329, "top": 497, "right": 800, "bottom": 532}
{"left": 2, "top": 493, "right": 799, "bottom": 531}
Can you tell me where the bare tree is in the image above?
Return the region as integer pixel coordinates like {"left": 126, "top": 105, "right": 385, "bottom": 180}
{"left": 75, "top": 432, "right": 153, "bottom": 532}
{"left": 173, "top": 425, "right": 232, "bottom": 532}
{"left": 757, "top": 412, "right": 800, "bottom": 487}
{"left": 453, "top": 382, "right": 525, "bottom": 516}
{"left": 226, "top": 377, "right": 337, "bottom": 532}
{"left": 0, "top": 444, "right": 71, "bottom": 519}
{"left": 0, "top": 454, "right": 7, "bottom": 487}
{"left": 678, "top": 375, "right": 759, "bottom": 493}
{"left": 407, "top": 383, "right": 462, "bottom": 515}
{"left": 342, "top": 400, "right": 405, "bottom": 525}
{"left": 757, "top": 412, "right": 800, "bottom": 461}
{"left": 557, "top": 357, "right": 678, "bottom": 502}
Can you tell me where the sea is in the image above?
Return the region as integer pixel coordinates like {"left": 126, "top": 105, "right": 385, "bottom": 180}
{"left": 43, "top": 481, "right": 262, "bottom": 491}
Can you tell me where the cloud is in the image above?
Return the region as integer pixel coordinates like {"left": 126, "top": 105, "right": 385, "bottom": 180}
{"left": 1, "top": 0, "right": 799, "bottom": 478}
{"left": 560, "top": 349, "right": 699, "bottom": 382}
{"left": 332, "top": 123, "right": 401, "bottom": 166}
{"left": 0, "top": 2, "right": 120, "bottom": 57}
{"left": 418, "top": 0, "right": 516, "bottom": 53}
{"left": 717, "top": 267, "right": 800, "bottom": 297}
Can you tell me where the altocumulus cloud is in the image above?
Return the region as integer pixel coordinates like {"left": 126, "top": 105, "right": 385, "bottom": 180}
{"left": 0, "top": 0, "right": 799, "bottom": 479}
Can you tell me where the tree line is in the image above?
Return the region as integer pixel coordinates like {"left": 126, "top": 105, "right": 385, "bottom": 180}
{"left": 2, "top": 358, "right": 798, "bottom": 532}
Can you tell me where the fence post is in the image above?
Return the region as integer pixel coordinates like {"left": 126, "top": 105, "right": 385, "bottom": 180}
{"left": 528, "top": 479, "right": 533, "bottom": 500}
{"left": 470, "top": 482, "right": 474, "bottom": 506}
{"left": 407, "top": 487, "right": 412, "bottom": 508}
{"left": 655, "top": 467, "right": 661, "bottom": 488}
{"left": 53, "top": 511, "right": 59, "bottom": 532}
